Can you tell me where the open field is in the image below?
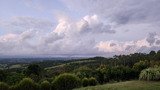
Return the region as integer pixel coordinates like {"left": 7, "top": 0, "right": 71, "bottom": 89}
{"left": 75, "top": 80, "right": 160, "bottom": 90}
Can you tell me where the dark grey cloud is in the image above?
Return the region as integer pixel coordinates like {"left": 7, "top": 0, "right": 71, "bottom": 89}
{"left": 110, "top": 43, "right": 116, "bottom": 47}
{"left": 156, "top": 40, "right": 160, "bottom": 45}
{"left": 146, "top": 32, "right": 157, "bottom": 45}
{"left": 63, "top": 0, "right": 160, "bottom": 26}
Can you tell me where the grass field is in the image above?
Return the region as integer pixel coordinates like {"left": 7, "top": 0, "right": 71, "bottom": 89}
{"left": 74, "top": 80, "right": 160, "bottom": 90}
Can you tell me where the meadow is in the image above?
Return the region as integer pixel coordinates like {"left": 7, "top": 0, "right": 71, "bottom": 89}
{"left": 75, "top": 80, "right": 160, "bottom": 90}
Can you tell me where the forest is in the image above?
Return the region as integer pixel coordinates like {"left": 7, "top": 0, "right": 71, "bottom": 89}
{"left": 1, "top": 50, "right": 160, "bottom": 90}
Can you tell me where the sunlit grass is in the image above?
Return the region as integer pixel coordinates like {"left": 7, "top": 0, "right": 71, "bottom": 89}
{"left": 74, "top": 80, "right": 160, "bottom": 90}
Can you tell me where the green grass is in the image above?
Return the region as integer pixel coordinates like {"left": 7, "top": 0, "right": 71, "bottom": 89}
{"left": 74, "top": 80, "right": 160, "bottom": 90}
{"left": 45, "top": 60, "right": 95, "bottom": 70}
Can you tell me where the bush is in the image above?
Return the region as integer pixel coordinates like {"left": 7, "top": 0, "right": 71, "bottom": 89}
{"left": 82, "top": 78, "right": 89, "bottom": 87}
{"left": 9, "top": 85, "right": 19, "bottom": 90}
{"left": 52, "top": 73, "right": 81, "bottom": 90}
{"left": 74, "top": 66, "right": 93, "bottom": 79}
{"left": 40, "top": 80, "right": 51, "bottom": 90}
{"left": 133, "top": 60, "right": 150, "bottom": 73}
{"left": 95, "top": 66, "right": 110, "bottom": 84}
{"left": 88, "top": 77, "right": 98, "bottom": 86}
{"left": 17, "top": 78, "right": 39, "bottom": 90}
{"left": 139, "top": 67, "right": 160, "bottom": 81}
{"left": 0, "top": 82, "right": 9, "bottom": 90}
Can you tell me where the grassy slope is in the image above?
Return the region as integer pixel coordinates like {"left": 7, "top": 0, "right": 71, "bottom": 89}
{"left": 74, "top": 81, "right": 160, "bottom": 90}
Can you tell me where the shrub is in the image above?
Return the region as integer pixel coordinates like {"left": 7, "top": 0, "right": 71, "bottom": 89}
{"left": 82, "top": 78, "right": 89, "bottom": 87}
{"left": 139, "top": 67, "right": 160, "bottom": 81}
{"left": 133, "top": 60, "right": 150, "bottom": 73}
{"left": 9, "top": 85, "right": 19, "bottom": 90}
{"left": 0, "top": 82, "right": 9, "bottom": 90}
{"left": 74, "top": 66, "right": 93, "bottom": 79}
{"left": 17, "top": 78, "right": 39, "bottom": 90}
{"left": 95, "top": 66, "right": 110, "bottom": 84}
{"left": 40, "top": 80, "right": 51, "bottom": 90}
{"left": 88, "top": 77, "right": 98, "bottom": 86}
{"left": 52, "top": 73, "right": 81, "bottom": 90}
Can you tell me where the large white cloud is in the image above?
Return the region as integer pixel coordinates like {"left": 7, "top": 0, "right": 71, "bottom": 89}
{"left": 0, "top": 14, "right": 160, "bottom": 57}
{"left": 0, "top": 15, "right": 116, "bottom": 56}
{"left": 96, "top": 32, "right": 160, "bottom": 55}
{"left": 62, "top": 0, "right": 160, "bottom": 36}
{"left": 1, "top": 0, "right": 160, "bottom": 57}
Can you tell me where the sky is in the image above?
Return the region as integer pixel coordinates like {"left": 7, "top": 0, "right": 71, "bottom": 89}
{"left": 0, "top": 0, "right": 160, "bottom": 57}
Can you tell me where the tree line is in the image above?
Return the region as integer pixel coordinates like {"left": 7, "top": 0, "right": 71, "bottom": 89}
{"left": 0, "top": 50, "right": 160, "bottom": 90}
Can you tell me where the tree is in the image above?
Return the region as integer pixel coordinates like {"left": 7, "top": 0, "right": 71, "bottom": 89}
{"left": 149, "top": 51, "right": 156, "bottom": 60}
{"left": 52, "top": 73, "right": 81, "bottom": 90}
{"left": 133, "top": 60, "right": 150, "bottom": 75}
{"left": 17, "top": 78, "right": 39, "bottom": 90}
{"left": 155, "top": 50, "right": 160, "bottom": 61}
{"left": 95, "top": 65, "right": 110, "bottom": 84}
{"left": 40, "top": 80, "right": 51, "bottom": 90}
{"left": 149, "top": 51, "right": 156, "bottom": 56}
{"left": 74, "top": 66, "right": 93, "bottom": 79}
{"left": 25, "top": 64, "right": 42, "bottom": 76}
{"left": 6, "top": 72, "right": 25, "bottom": 85}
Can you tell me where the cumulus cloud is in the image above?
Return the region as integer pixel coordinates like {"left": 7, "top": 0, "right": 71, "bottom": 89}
{"left": 1, "top": 13, "right": 160, "bottom": 56}
{"left": 0, "top": 15, "right": 116, "bottom": 56}
{"left": 38, "top": 15, "right": 115, "bottom": 55}
{"left": 1, "top": 0, "right": 160, "bottom": 57}
{"left": 54, "top": 15, "right": 116, "bottom": 36}
{"left": 96, "top": 33, "right": 160, "bottom": 55}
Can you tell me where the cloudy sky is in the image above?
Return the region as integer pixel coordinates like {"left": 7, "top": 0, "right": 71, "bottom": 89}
{"left": 0, "top": 0, "right": 160, "bottom": 57}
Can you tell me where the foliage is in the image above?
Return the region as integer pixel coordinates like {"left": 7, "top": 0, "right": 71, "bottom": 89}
{"left": 0, "top": 50, "right": 160, "bottom": 89}
{"left": 9, "top": 85, "right": 19, "bottom": 90}
{"left": 29, "top": 74, "right": 41, "bottom": 82}
{"left": 52, "top": 73, "right": 81, "bottom": 90}
{"left": 88, "top": 77, "right": 98, "bottom": 86}
{"left": 74, "top": 66, "right": 93, "bottom": 79}
{"left": 82, "top": 78, "right": 89, "bottom": 87}
{"left": 17, "top": 78, "right": 39, "bottom": 90}
{"left": 139, "top": 67, "right": 160, "bottom": 81}
{"left": 25, "top": 64, "right": 42, "bottom": 76}
{"left": 133, "top": 60, "right": 150, "bottom": 72}
{"left": 0, "top": 70, "right": 7, "bottom": 82}
{"left": 95, "top": 66, "right": 136, "bottom": 83}
{"left": 94, "top": 65, "right": 110, "bottom": 84}
{"left": 0, "top": 82, "right": 9, "bottom": 90}
{"left": 6, "top": 72, "right": 25, "bottom": 85}
{"left": 40, "top": 80, "right": 51, "bottom": 90}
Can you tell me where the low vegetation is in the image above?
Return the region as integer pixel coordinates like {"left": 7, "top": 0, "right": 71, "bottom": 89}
{"left": 0, "top": 50, "right": 160, "bottom": 90}
{"left": 74, "top": 81, "right": 160, "bottom": 90}
{"left": 52, "top": 73, "right": 81, "bottom": 90}
{"left": 139, "top": 67, "right": 160, "bottom": 81}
